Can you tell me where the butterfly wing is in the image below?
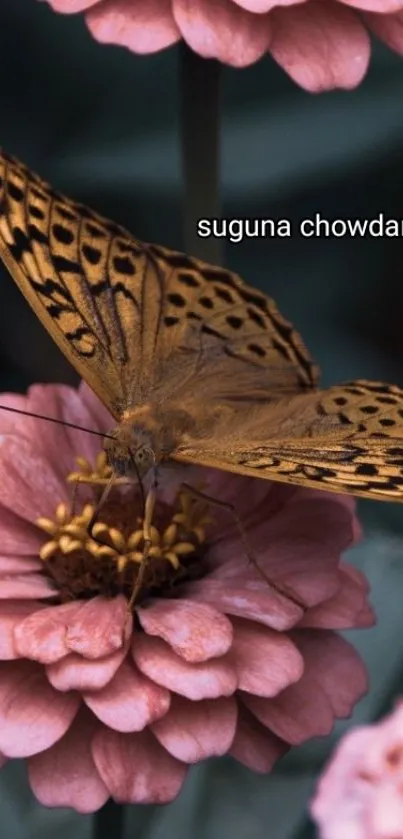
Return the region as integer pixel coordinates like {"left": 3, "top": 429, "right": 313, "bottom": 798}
{"left": 0, "top": 150, "right": 318, "bottom": 420}
{"left": 173, "top": 380, "right": 403, "bottom": 502}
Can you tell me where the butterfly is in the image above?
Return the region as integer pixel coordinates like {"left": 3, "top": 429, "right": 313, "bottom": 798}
{"left": 0, "top": 148, "right": 403, "bottom": 509}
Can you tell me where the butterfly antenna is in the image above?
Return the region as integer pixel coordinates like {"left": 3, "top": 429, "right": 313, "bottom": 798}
{"left": 0, "top": 404, "right": 115, "bottom": 440}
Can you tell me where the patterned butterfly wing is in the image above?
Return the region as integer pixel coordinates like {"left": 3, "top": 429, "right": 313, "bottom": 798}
{"left": 174, "top": 379, "right": 403, "bottom": 502}
{"left": 0, "top": 150, "right": 319, "bottom": 422}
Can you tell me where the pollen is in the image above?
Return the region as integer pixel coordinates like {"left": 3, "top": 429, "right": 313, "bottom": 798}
{"left": 36, "top": 457, "right": 213, "bottom": 605}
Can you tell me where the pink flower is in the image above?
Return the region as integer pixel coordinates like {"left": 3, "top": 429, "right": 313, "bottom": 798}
{"left": 40, "top": 0, "right": 403, "bottom": 91}
{"left": 311, "top": 701, "right": 403, "bottom": 839}
{"left": 0, "top": 381, "right": 373, "bottom": 812}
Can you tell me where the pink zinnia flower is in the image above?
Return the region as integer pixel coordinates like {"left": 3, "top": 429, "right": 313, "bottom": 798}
{"left": 311, "top": 701, "right": 403, "bottom": 839}
{"left": 40, "top": 0, "right": 403, "bottom": 91}
{"left": 0, "top": 381, "right": 373, "bottom": 812}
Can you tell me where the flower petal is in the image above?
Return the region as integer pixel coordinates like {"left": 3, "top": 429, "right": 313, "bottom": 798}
{"left": 230, "top": 618, "right": 303, "bottom": 696}
{"left": 243, "top": 630, "right": 368, "bottom": 745}
{"left": 86, "top": 0, "right": 180, "bottom": 53}
{"left": 242, "top": 675, "right": 334, "bottom": 745}
{"left": 47, "top": 1, "right": 100, "bottom": 11}
{"left": 92, "top": 727, "right": 187, "bottom": 803}
{"left": 184, "top": 578, "right": 303, "bottom": 630}
{"left": 251, "top": 495, "right": 356, "bottom": 607}
{"left": 298, "top": 565, "right": 375, "bottom": 629}
{"left": 64, "top": 596, "right": 132, "bottom": 658}
{"left": 0, "top": 393, "right": 30, "bottom": 435}
{"left": 342, "top": 0, "right": 403, "bottom": 11}
{"left": 84, "top": 659, "right": 171, "bottom": 732}
{"left": 14, "top": 597, "right": 131, "bottom": 663}
{"left": 14, "top": 601, "right": 85, "bottom": 664}
{"left": 47, "top": 644, "right": 129, "bottom": 692}
{"left": 173, "top": 0, "right": 272, "bottom": 67}
{"left": 269, "top": 0, "right": 370, "bottom": 92}
{"left": 291, "top": 629, "right": 368, "bottom": 717}
{"left": 0, "top": 437, "right": 69, "bottom": 522}
{"left": 230, "top": 704, "right": 289, "bottom": 773}
{"left": 23, "top": 384, "right": 103, "bottom": 483}
{"left": 0, "top": 660, "right": 79, "bottom": 757}
{"left": 132, "top": 634, "right": 237, "bottom": 700}
{"left": 0, "top": 574, "right": 55, "bottom": 600}
{"left": 364, "top": 9, "right": 403, "bottom": 53}
{"left": 0, "top": 601, "right": 46, "bottom": 660}
{"left": 0, "top": 504, "right": 43, "bottom": 554}
{"left": 137, "top": 598, "right": 233, "bottom": 662}
{"left": 0, "top": 554, "right": 42, "bottom": 573}
{"left": 234, "top": 0, "right": 306, "bottom": 9}
{"left": 152, "top": 694, "right": 237, "bottom": 762}
{"left": 28, "top": 708, "right": 109, "bottom": 814}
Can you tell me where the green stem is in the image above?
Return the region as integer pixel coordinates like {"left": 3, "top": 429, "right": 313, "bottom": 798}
{"left": 179, "top": 43, "right": 222, "bottom": 265}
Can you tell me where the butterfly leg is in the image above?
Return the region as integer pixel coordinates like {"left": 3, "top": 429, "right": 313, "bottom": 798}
{"left": 126, "top": 483, "right": 157, "bottom": 611}
{"left": 180, "top": 482, "right": 306, "bottom": 611}
{"left": 87, "top": 474, "right": 116, "bottom": 539}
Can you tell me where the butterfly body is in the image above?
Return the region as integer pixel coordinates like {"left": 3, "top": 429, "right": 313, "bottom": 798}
{"left": 1, "top": 148, "right": 403, "bottom": 504}
{"left": 104, "top": 402, "right": 199, "bottom": 478}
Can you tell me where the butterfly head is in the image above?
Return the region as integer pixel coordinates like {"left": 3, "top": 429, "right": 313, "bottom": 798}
{"left": 103, "top": 424, "right": 156, "bottom": 480}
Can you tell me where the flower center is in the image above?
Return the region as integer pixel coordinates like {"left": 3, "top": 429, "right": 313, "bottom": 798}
{"left": 37, "top": 453, "right": 212, "bottom": 606}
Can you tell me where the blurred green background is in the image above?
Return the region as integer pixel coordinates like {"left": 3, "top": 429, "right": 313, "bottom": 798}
{"left": 1, "top": 3, "right": 403, "bottom": 837}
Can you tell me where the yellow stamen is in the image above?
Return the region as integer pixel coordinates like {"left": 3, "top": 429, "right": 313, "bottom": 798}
{"left": 36, "top": 453, "right": 213, "bottom": 604}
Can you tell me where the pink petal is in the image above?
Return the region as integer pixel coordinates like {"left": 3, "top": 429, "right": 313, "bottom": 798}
{"left": 0, "top": 437, "right": 69, "bottom": 522}
{"left": 47, "top": 644, "right": 129, "bottom": 691}
{"left": 0, "top": 504, "right": 43, "bottom": 554}
{"left": 0, "top": 660, "right": 80, "bottom": 757}
{"left": 230, "top": 704, "right": 288, "bottom": 773}
{"left": 230, "top": 618, "right": 303, "bottom": 696}
{"left": 243, "top": 629, "right": 368, "bottom": 745}
{"left": 64, "top": 596, "right": 132, "bottom": 658}
{"left": 25, "top": 384, "right": 105, "bottom": 481}
{"left": 92, "top": 727, "right": 187, "bottom": 803}
{"left": 0, "top": 393, "right": 32, "bottom": 435}
{"left": 364, "top": 10, "right": 403, "bottom": 52}
{"left": 242, "top": 674, "right": 335, "bottom": 745}
{"left": 84, "top": 659, "right": 171, "bottom": 732}
{"left": 137, "top": 598, "right": 233, "bottom": 662}
{"left": 269, "top": 0, "right": 370, "bottom": 92}
{"left": 234, "top": 0, "right": 305, "bottom": 9}
{"left": 0, "top": 574, "right": 55, "bottom": 600}
{"left": 14, "top": 596, "right": 131, "bottom": 663}
{"left": 310, "top": 725, "right": 378, "bottom": 833}
{"left": 14, "top": 601, "right": 85, "bottom": 664}
{"left": 292, "top": 629, "right": 368, "bottom": 717}
{"left": 250, "top": 495, "right": 356, "bottom": 607}
{"left": 132, "top": 634, "right": 237, "bottom": 700}
{"left": 28, "top": 709, "right": 109, "bottom": 814}
{"left": 173, "top": 0, "right": 272, "bottom": 67}
{"left": 48, "top": 0, "right": 100, "bottom": 11}
{"left": 151, "top": 694, "right": 237, "bottom": 762}
{"left": 369, "top": 783, "right": 403, "bottom": 834}
{"left": 342, "top": 0, "right": 403, "bottom": 11}
{"left": 0, "top": 555, "right": 42, "bottom": 573}
{"left": 0, "top": 602, "right": 46, "bottom": 660}
{"left": 298, "top": 564, "right": 375, "bottom": 629}
{"left": 184, "top": 578, "right": 303, "bottom": 630}
{"left": 86, "top": 0, "right": 180, "bottom": 53}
